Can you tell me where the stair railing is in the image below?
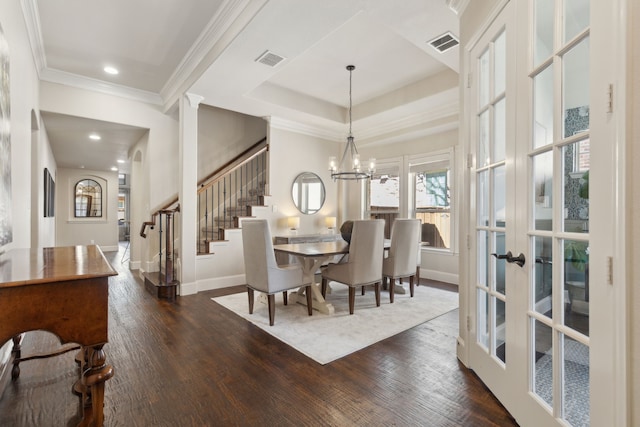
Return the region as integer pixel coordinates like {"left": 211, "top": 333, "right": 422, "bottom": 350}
{"left": 197, "top": 139, "right": 268, "bottom": 253}
{"left": 158, "top": 206, "right": 179, "bottom": 284}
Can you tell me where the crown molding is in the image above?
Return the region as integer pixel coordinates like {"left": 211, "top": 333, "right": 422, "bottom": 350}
{"left": 355, "top": 101, "right": 459, "bottom": 141}
{"left": 268, "top": 117, "right": 344, "bottom": 142}
{"left": 268, "top": 100, "right": 459, "bottom": 145}
{"left": 21, "top": 0, "right": 47, "bottom": 77}
{"left": 160, "top": 0, "right": 265, "bottom": 110}
{"left": 446, "top": 0, "right": 471, "bottom": 15}
{"left": 40, "top": 68, "right": 163, "bottom": 105}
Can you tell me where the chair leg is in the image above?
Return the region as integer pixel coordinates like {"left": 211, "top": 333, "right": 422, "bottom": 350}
{"left": 283, "top": 291, "right": 288, "bottom": 306}
{"left": 416, "top": 266, "right": 420, "bottom": 286}
{"left": 389, "top": 277, "right": 395, "bottom": 303}
{"left": 267, "top": 294, "right": 276, "bottom": 326}
{"left": 374, "top": 282, "right": 381, "bottom": 307}
{"left": 348, "top": 287, "right": 355, "bottom": 315}
{"left": 321, "top": 278, "right": 328, "bottom": 298}
{"left": 305, "top": 285, "right": 313, "bottom": 316}
{"left": 410, "top": 275, "right": 415, "bottom": 297}
{"left": 247, "top": 288, "right": 255, "bottom": 314}
{"left": 361, "top": 286, "right": 365, "bottom": 295}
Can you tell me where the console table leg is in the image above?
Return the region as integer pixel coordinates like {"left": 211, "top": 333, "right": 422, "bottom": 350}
{"left": 81, "top": 345, "right": 113, "bottom": 427}
{"left": 11, "top": 335, "right": 22, "bottom": 380}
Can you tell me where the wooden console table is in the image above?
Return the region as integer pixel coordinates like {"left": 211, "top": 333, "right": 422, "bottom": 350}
{"left": 0, "top": 245, "right": 117, "bottom": 426}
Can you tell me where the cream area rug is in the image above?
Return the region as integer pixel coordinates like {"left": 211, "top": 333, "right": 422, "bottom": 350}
{"left": 212, "top": 283, "right": 459, "bottom": 364}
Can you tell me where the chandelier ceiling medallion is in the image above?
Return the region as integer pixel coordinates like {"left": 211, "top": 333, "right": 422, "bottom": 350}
{"left": 329, "top": 65, "right": 375, "bottom": 181}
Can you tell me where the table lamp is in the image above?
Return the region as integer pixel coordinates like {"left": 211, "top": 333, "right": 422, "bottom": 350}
{"left": 288, "top": 216, "right": 300, "bottom": 234}
{"left": 325, "top": 216, "right": 336, "bottom": 233}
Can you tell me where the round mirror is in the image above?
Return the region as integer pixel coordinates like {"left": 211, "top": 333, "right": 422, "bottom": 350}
{"left": 291, "top": 172, "right": 325, "bottom": 215}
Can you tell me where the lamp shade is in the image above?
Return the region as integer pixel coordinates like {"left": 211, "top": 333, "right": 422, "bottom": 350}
{"left": 325, "top": 216, "right": 336, "bottom": 228}
{"left": 288, "top": 216, "right": 300, "bottom": 230}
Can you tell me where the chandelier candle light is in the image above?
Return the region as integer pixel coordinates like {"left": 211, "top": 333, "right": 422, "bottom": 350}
{"left": 329, "top": 65, "right": 375, "bottom": 180}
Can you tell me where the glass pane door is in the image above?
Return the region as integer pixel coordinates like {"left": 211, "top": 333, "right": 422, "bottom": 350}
{"left": 529, "top": 0, "right": 590, "bottom": 425}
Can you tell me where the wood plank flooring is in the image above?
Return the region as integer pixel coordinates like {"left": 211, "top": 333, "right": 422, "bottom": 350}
{"left": 0, "top": 244, "right": 518, "bottom": 426}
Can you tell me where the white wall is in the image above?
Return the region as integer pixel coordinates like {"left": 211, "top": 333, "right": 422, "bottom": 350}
{"left": 33, "top": 120, "right": 57, "bottom": 248}
{"left": 194, "top": 124, "right": 339, "bottom": 291}
{"left": 0, "top": 0, "right": 46, "bottom": 397}
{"left": 1, "top": 1, "right": 40, "bottom": 251}
{"left": 55, "top": 168, "right": 119, "bottom": 251}
{"left": 268, "top": 126, "right": 339, "bottom": 234}
{"left": 38, "top": 82, "right": 178, "bottom": 212}
{"left": 197, "top": 105, "right": 266, "bottom": 181}
{"left": 630, "top": 0, "right": 640, "bottom": 422}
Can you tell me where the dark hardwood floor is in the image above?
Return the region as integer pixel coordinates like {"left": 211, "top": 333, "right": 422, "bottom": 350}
{"left": 0, "top": 244, "right": 518, "bottom": 426}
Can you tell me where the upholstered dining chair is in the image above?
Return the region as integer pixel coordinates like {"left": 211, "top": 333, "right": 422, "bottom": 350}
{"left": 321, "top": 219, "right": 385, "bottom": 314}
{"left": 383, "top": 219, "right": 421, "bottom": 303}
{"left": 241, "top": 219, "right": 312, "bottom": 326}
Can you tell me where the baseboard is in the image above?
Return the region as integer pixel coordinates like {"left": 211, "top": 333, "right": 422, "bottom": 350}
{"left": 196, "top": 274, "right": 245, "bottom": 293}
{"left": 179, "top": 281, "right": 198, "bottom": 296}
{"left": 420, "top": 268, "right": 459, "bottom": 286}
{"left": 99, "top": 245, "right": 119, "bottom": 252}
{"left": 129, "top": 260, "right": 141, "bottom": 270}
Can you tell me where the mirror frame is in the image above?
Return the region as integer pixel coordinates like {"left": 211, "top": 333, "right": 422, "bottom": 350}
{"left": 291, "top": 172, "right": 325, "bottom": 215}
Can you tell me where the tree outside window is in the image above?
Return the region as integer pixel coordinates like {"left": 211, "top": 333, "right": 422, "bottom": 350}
{"left": 414, "top": 166, "right": 451, "bottom": 249}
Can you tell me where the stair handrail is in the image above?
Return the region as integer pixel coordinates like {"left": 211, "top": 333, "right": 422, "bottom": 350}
{"left": 140, "top": 137, "right": 268, "bottom": 238}
{"left": 140, "top": 203, "right": 180, "bottom": 238}
{"left": 197, "top": 137, "right": 268, "bottom": 195}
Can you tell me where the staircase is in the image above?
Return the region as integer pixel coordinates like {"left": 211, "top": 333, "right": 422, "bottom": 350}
{"left": 139, "top": 138, "right": 269, "bottom": 299}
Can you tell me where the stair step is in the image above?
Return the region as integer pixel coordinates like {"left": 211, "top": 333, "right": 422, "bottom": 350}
{"left": 237, "top": 195, "right": 265, "bottom": 206}
{"left": 225, "top": 206, "right": 248, "bottom": 216}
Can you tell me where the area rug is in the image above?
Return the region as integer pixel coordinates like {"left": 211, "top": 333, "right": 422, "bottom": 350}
{"left": 212, "top": 284, "right": 458, "bottom": 364}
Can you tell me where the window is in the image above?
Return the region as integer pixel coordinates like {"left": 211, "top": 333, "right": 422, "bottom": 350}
{"left": 74, "top": 179, "right": 102, "bottom": 217}
{"left": 410, "top": 150, "right": 453, "bottom": 250}
{"left": 367, "top": 160, "right": 401, "bottom": 238}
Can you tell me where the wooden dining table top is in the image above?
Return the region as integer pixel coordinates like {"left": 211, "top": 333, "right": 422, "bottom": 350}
{"left": 273, "top": 239, "right": 390, "bottom": 258}
{"left": 273, "top": 240, "right": 350, "bottom": 258}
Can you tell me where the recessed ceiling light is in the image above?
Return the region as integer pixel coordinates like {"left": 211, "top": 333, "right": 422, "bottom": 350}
{"left": 104, "top": 66, "right": 119, "bottom": 75}
{"left": 89, "top": 133, "right": 101, "bottom": 140}
{"left": 111, "top": 167, "right": 118, "bottom": 172}
{"left": 117, "top": 159, "right": 125, "bottom": 164}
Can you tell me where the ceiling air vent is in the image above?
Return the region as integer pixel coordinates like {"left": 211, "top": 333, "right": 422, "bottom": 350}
{"left": 255, "top": 50, "right": 286, "bottom": 67}
{"left": 428, "top": 32, "right": 459, "bottom": 53}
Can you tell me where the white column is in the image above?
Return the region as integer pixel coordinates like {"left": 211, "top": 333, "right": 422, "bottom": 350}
{"left": 178, "top": 92, "right": 203, "bottom": 295}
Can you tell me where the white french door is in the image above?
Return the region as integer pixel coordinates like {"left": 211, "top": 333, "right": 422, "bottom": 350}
{"left": 465, "top": 0, "right": 623, "bottom": 426}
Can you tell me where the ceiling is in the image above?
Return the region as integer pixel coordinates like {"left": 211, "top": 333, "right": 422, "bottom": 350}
{"left": 23, "top": 0, "right": 465, "bottom": 175}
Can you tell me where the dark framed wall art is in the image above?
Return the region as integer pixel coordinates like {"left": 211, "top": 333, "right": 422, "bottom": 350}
{"left": 44, "top": 167, "right": 55, "bottom": 217}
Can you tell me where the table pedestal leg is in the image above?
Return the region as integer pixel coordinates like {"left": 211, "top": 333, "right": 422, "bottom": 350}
{"left": 290, "top": 257, "right": 335, "bottom": 315}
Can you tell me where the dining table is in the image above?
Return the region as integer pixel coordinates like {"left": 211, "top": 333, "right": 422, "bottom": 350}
{"left": 273, "top": 240, "right": 349, "bottom": 314}
{"left": 273, "top": 239, "right": 393, "bottom": 315}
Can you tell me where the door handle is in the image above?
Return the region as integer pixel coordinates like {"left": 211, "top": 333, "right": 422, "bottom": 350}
{"left": 509, "top": 253, "right": 526, "bottom": 267}
{"left": 491, "top": 251, "right": 526, "bottom": 268}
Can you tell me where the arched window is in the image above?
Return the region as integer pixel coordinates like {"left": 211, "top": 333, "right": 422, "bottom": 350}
{"left": 74, "top": 179, "right": 102, "bottom": 217}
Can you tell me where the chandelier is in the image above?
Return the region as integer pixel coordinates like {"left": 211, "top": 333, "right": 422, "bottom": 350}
{"left": 329, "top": 65, "right": 375, "bottom": 180}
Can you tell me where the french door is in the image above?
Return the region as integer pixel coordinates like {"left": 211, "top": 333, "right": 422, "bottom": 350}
{"left": 465, "top": 0, "right": 622, "bottom": 426}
